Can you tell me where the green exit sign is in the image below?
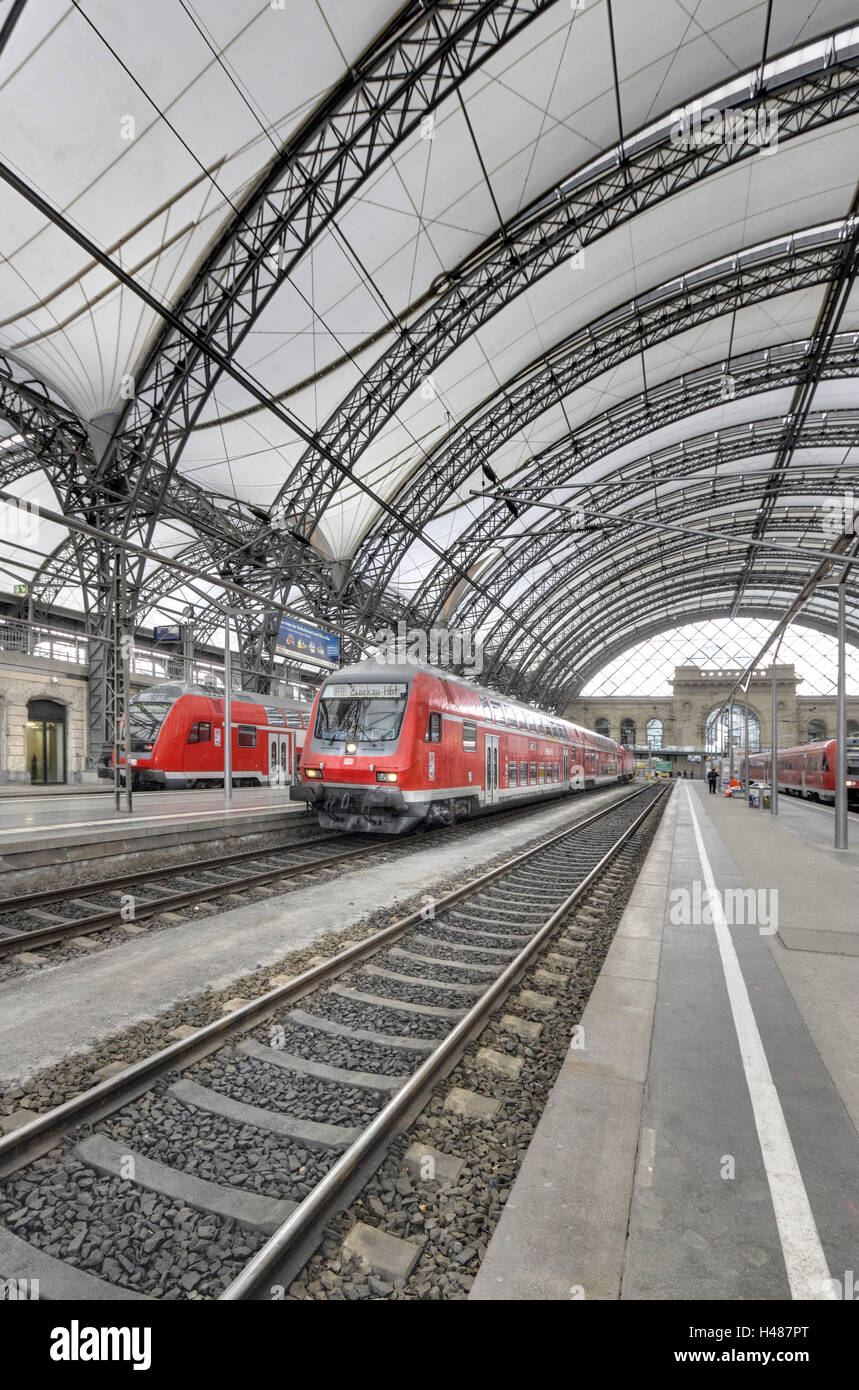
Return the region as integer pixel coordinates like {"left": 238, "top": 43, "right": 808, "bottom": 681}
{"left": 13, "top": 583, "right": 28, "bottom": 596}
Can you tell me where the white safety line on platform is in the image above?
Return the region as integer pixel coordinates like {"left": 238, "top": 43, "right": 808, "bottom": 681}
{"left": 683, "top": 783, "right": 836, "bottom": 1301}
{"left": 0, "top": 804, "right": 299, "bottom": 837}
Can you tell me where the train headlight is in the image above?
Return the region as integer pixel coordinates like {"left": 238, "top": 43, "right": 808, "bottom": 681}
{"left": 376, "top": 771, "right": 398, "bottom": 783}
{"left": 346, "top": 741, "right": 358, "bottom": 754}
{"left": 304, "top": 768, "right": 323, "bottom": 779}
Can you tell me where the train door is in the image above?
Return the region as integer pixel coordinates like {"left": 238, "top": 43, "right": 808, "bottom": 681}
{"left": 269, "top": 732, "right": 292, "bottom": 786}
{"left": 485, "top": 734, "right": 499, "bottom": 805}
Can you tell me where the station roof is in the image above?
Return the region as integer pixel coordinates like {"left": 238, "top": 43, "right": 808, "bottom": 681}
{"left": 1, "top": 0, "right": 858, "bottom": 706}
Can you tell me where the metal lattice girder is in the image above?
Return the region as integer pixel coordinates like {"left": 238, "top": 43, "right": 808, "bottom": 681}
{"left": 426, "top": 337, "right": 859, "bottom": 627}
{"left": 730, "top": 205, "right": 859, "bottom": 612}
{"left": 524, "top": 529, "right": 859, "bottom": 706}
{"left": 542, "top": 562, "right": 859, "bottom": 709}
{"left": 272, "top": 46, "right": 859, "bottom": 538}
{"left": 553, "top": 602, "right": 859, "bottom": 708}
{"left": 341, "top": 225, "right": 855, "bottom": 617}
{"left": 454, "top": 408, "right": 859, "bottom": 646}
{"left": 0, "top": 350, "right": 92, "bottom": 482}
{"left": 480, "top": 467, "right": 859, "bottom": 699}
{"left": 110, "top": 1, "right": 557, "bottom": 553}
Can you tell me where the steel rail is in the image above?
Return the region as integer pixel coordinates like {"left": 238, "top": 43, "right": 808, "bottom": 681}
{"left": 220, "top": 784, "right": 668, "bottom": 1299}
{"left": 0, "top": 828, "right": 341, "bottom": 916}
{"left": 0, "top": 785, "right": 648, "bottom": 1180}
{"left": 0, "top": 836, "right": 379, "bottom": 956}
{"left": 0, "top": 784, "right": 622, "bottom": 955}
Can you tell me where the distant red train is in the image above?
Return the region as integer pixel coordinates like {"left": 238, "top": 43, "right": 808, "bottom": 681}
{"left": 749, "top": 736, "right": 859, "bottom": 806}
{"left": 108, "top": 681, "right": 311, "bottom": 789}
{"left": 291, "top": 661, "right": 636, "bottom": 833}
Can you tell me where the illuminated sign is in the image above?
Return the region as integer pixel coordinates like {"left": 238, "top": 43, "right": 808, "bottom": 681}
{"left": 275, "top": 616, "right": 339, "bottom": 666}
{"left": 323, "top": 682, "right": 408, "bottom": 700}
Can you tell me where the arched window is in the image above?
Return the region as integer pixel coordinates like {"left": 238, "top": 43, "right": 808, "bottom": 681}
{"left": 806, "top": 718, "right": 826, "bottom": 742}
{"left": 594, "top": 718, "right": 610, "bottom": 737}
{"left": 705, "top": 705, "right": 760, "bottom": 753}
{"left": 620, "top": 718, "right": 636, "bottom": 747}
{"left": 646, "top": 718, "right": 663, "bottom": 750}
{"left": 848, "top": 719, "right": 859, "bottom": 735}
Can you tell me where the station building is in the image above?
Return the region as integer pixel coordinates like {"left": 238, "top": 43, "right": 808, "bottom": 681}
{"left": 565, "top": 663, "right": 859, "bottom": 774}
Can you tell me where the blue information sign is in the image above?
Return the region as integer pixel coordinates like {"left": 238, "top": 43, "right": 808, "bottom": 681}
{"left": 275, "top": 616, "right": 339, "bottom": 666}
{"left": 153, "top": 625, "right": 181, "bottom": 643}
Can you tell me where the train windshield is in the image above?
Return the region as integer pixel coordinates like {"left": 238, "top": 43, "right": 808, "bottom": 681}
{"left": 128, "top": 700, "right": 171, "bottom": 751}
{"left": 315, "top": 681, "right": 408, "bottom": 744}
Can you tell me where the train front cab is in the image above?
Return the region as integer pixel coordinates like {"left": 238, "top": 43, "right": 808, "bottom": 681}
{"left": 291, "top": 674, "right": 430, "bottom": 833}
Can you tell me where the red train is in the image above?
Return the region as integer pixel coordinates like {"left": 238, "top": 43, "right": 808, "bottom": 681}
{"left": 290, "top": 661, "right": 636, "bottom": 833}
{"left": 748, "top": 736, "right": 859, "bottom": 805}
{"left": 108, "top": 681, "right": 311, "bottom": 789}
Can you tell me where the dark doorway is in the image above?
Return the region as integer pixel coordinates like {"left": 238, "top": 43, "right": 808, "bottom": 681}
{"left": 26, "top": 699, "right": 67, "bottom": 784}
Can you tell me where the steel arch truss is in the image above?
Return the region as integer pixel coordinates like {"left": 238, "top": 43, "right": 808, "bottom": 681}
{"left": 417, "top": 334, "right": 859, "bottom": 623}
{"left": 503, "top": 505, "right": 859, "bottom": 707}
{"left": 345, "top": 226, "right": 856, "bottom": 616}
{"left": 453, "top": 408, "right": 859, "bottom": 645}
{"left": 273, "top": 46, "right": 859, "bottom": 548}
{"left": 110, "top": 0, "right": 557, "bottom": 556}
{"left": 547, "top": 560, "right": 859, "bottom": 707}
{"left": 554, "top": 601, "right": 859, "bottom": 706}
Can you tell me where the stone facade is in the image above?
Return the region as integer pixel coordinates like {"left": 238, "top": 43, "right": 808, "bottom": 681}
{"left": 565, "top": 664, "right": 859, "bottom": 774}
{"left": 0, "top": 652, "right": 89, "bottom": 784}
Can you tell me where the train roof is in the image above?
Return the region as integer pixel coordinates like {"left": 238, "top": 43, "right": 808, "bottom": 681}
{"left": 321, "top": 660, "right": 619, "bottom": 743}
{"left": 324, "top": 660, "right": 565, "bottom": 717}
{"left": 132, "top": 681, "right": 309, "bottom": 710}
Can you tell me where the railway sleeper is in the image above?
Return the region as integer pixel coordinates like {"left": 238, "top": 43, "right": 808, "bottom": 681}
{"left": 74, "top": 1134, "right": 296, "bottom": 1236}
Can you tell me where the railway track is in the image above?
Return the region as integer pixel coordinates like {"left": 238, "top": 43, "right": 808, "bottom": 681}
{"left": 0, "top": 828, "right": 380, "bottom": 956}
{"left": 0, "top": 782, "right": 666, "bottom": 1301}
{"left": 0, "top": 785, "right": 630, "bottom": 958}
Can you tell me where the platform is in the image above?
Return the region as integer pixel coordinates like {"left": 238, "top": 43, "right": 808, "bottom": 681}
{"left": 471, "top": 781, "right": 859, "bottom": 1302}
{"left": 0, "top": 787, "right": 309, "bottom": 891}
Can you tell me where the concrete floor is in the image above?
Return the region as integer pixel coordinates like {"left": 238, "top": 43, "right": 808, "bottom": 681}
{"left": 0, "top": 785, "right": 305, "bottom": 842}
{"left": 473, "top": 781, "right": 859, "bottom": 1302}
{"left": 0, "top": 787, "right": 627, "bottom": 1089}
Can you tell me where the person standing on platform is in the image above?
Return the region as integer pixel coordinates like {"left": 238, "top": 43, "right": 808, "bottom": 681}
{"left": 707, "top": 766, "right": 718, "bottom": 794}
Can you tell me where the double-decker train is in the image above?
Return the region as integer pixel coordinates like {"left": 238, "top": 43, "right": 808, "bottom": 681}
{"left": 290, "top": 661, "right": 636, "bottom": 833}
{"left": 748, "top": 736, "right": 859, "bottom": 805}
{"left": 106, "top": 682, "right": 311, "bottom": 790}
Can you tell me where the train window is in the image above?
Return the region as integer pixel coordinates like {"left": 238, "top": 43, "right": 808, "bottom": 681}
{"left": 529, "top": 762, "right": 537, "bottom": 785}
{"left": 490, "top": 700, "right": 504, "bottom": 724}
{"left": 822, "top": 752, "right": 829, "bottom": 771}
{"left": 186, "top": 721, "right": 211, "bottom": 744}
{"left": 285, "top": 711, "right": 303, "bottom": 729}
{"left": 508, "top": 761, "right": 518, "bottom": 788}
{"left": 520, "top": 760, "right": 528, "bottom": 784}
{"left": 538, "top": 762, "right": 545, "bottom": 784}
{"left": 426, "top": 712, "right": 442, "bottom": 743}
{"left": 526, "top": 713, "right": 537, "bottom": 733}
{"left": 503, "top": 703, "right": 516, "bottom": 728}
{"left": 237, "top": 725, "right": 257, "bottom": 748}
{"left": 462, "top": 719, "right": 477, "bottom": 752}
